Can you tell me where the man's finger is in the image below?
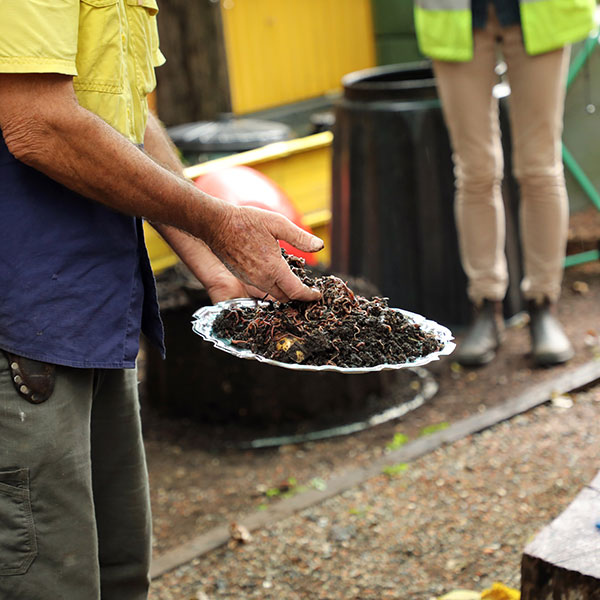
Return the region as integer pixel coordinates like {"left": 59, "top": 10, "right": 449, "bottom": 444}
{"left": 246, "top": 284, "right": 272, "bottom": 300}
{"left": 274, "top": 260, "right": 321, "bottom": 303}
{"left": 269, "top": 214, "right": 324, "bottom": 254}
{"left": 267, "top": 283, "right": 290, "bottom": 304}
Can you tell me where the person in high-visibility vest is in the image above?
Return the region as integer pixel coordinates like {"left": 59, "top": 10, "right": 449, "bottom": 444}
{"left": 414, "top": 0, "right": 596, "bottom": 367}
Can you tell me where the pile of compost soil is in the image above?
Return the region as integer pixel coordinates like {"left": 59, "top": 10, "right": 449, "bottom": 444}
{"left": 212, "top": 252, "right": 443, "bottom": 368}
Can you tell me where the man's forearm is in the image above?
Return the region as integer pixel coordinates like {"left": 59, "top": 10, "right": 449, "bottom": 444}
{"left": 143, "top": 111, "right": 186, "bottom": 176}
{"left": 142, "top": 111, "right": 232, "bottom": 286}
{"left": 142, "top": 110, "right": 205, "bottom": 259}
{"left": 0, "top": 74, "right": 228, "bottom": 245}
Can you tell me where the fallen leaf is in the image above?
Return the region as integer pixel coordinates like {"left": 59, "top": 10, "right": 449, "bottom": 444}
{"left": 310, "top": 477, "right": 327, "bottom": 491}
{"left": 420, "top": 422, "right": 450, "bottom": 436}
{"left": 551, "top": 394, "right": 573, "bottom": 409}
{"left": 572, "top": 280, "right": 589, "bottom": 294}
{"left": 481, "top": 582, "right": 520, "bottom": 599}
{"left": 382, "top": 463, "right": 409, "bottom": 477}
{"left": 386, "top": 432, "right": 409, "bottom": 450}
{"left": 229, "top": 522, "right": 252, "bottom": 543}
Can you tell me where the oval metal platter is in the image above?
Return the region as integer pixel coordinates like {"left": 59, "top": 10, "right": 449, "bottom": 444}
{"left": 191, "top": 299, "right": 455, "bottom": 374}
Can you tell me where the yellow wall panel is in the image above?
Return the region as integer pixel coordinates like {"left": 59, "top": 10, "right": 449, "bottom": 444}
{"left": 220, "top": 0, "right": 376, "bottom": 113}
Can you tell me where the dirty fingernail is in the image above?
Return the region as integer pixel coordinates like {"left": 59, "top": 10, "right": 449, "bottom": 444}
{"left": 310, "top": 237, "right": 324, "bottom": 252}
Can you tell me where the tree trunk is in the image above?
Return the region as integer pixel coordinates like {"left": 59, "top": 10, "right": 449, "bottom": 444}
{"left": 155, "top": 0, "right": 231, "bottom": 126}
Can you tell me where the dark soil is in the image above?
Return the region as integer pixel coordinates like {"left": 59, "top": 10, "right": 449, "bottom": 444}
{"left": 212, "top": 252, "right": 443, "bottom": 368}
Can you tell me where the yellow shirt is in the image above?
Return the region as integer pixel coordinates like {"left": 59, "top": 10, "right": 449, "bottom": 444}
{"left": 0, "top": 0, "right": 166, "bottom": 144}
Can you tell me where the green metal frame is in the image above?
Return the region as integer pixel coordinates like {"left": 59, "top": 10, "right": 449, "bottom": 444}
{"left": 563, "top": 30, "right": 600, "bottom": 267}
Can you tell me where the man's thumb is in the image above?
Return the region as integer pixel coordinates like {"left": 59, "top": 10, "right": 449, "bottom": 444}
{"left": 274, "top": 217, "right": 324, "bottom": 253}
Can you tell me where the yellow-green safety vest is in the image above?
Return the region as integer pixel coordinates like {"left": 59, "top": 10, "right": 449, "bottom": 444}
{"left": 414, "top": 0, "right": 597, "bottom": 61}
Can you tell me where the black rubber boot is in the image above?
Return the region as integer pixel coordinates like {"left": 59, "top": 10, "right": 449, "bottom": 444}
{"left": 455, "top": 299, "right": 503, "bottom": 367}
{"left": 528, "top": 299, "right": 574, "bottom": 366}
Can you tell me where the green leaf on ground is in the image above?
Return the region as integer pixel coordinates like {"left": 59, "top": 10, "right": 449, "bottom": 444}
{"left": 310, "top": 477, "right": 327, "bottom": 491}
{"left": 264, "top": 477, "right": 306, "bottom": 501}
{"left": 420, "top": 422, "right": 450, "bottom": 436}
{"left": 348, "top": 505, "right": 371, "bottom": 516}
{"left": 382, "top": 463, "right": 409, "bottom": 477}
{"left": 386, "top": 432, "right": 409, "bottom": 450}
{"left": 282, "top": 485, "right": 307, "bottom": 498}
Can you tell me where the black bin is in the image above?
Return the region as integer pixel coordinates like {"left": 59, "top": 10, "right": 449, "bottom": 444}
{"left": 331, "top": 62, "right": 523, "bottom": 328}
{"left": 167, "top": 113, "right": 293, "bottom": 164}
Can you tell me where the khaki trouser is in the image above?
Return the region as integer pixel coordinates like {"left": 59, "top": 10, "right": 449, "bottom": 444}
{"left": 0, "top": 353, "right": 151, "bottom": 600}
{"left": 433, "top": 6, "right": 571, "bottom": 305}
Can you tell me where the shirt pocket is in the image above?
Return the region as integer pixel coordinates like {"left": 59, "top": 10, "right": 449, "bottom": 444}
{"left": 74, "top": 0, "right": 124, "bottom": 94}
{"left": 126, "top": 0, "right": 162, "bottom": 96}
{"left": 0, "top": 468, "right": 37, "bottom": 576}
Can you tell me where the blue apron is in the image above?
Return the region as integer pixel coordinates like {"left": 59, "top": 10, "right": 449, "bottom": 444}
{"left": 0, "top": 137, "right": 164, "bottom": 368}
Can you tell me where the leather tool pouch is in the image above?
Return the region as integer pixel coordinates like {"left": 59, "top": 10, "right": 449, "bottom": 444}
{"left": 2, "top": 351, "right": 56, "bottom": 404}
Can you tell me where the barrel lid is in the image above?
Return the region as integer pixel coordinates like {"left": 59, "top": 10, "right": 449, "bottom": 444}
{"left": 342, "top": 61, "right": 438, "bottom": 102}
{"left": 167, "top": 114, "right": 293, "bottom": 152}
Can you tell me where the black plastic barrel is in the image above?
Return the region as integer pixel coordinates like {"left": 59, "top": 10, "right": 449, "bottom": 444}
{"left": 331, "top": 62, "right": 523, "bottom": 328}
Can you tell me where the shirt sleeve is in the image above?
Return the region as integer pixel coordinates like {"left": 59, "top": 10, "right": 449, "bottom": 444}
{"left": 154, "top": 46, "right": 167, "bottom": 69}
{"left": 0, "top": 0, "right": 79, "bottom": 76}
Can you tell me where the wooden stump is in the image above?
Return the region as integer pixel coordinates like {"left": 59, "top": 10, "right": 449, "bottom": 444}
{"left": 521, "top": 471, "right": 600, "bottom": 599}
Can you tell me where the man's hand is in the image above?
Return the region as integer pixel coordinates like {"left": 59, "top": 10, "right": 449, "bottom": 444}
{"left": 143, "top": 112, "right": 322, "bottom": 303}
{"left": 206, "top": 205, "right": 322, "bottom": 303}
{"left": 201, "top": 266, "right": 266, "bottom": 304}
{"left": 151, "top": 223, "right": 269, "bottom": 304}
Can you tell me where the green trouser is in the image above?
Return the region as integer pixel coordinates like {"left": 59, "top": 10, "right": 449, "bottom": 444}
{"left": 0, "top": 352, "right": 152, "bottom": 600}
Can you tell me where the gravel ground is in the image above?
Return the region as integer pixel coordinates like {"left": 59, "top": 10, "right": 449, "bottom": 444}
{"left": 148, "top": 383, "right": 600, "bottom": 599}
